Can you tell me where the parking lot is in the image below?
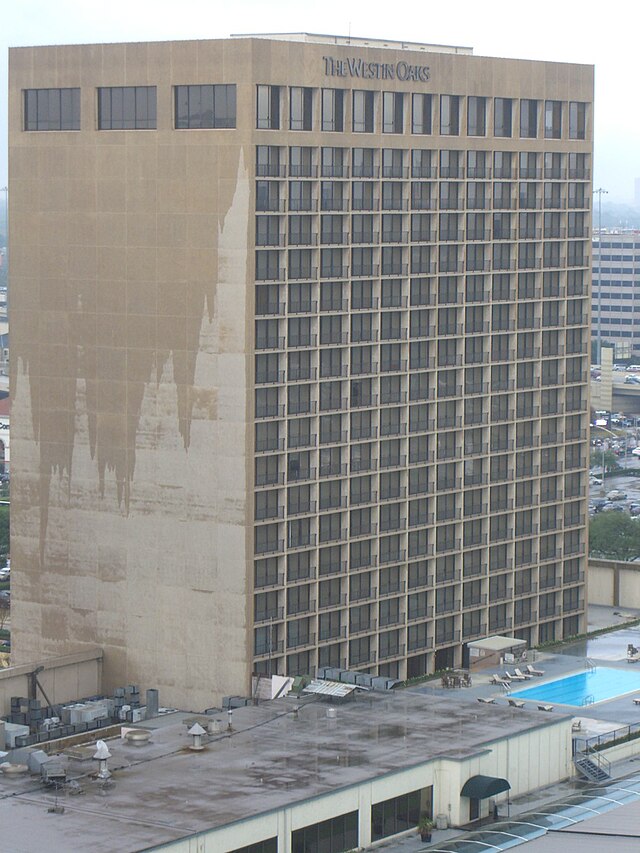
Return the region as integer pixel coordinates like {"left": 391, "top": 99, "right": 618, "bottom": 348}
{"left": 589, "top": 459, "right": 640, "bottom": 516}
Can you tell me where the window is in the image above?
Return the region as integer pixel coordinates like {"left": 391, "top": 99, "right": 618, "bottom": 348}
{"left": 98, "top": 86, "right": 156, "bottom": 129}
{"left": 353, "top": 147, "right": 376, "bottom": 177}
{"left": 467, "top": 96, "right": 486, "bottom": 136}
{"left": 290, "top": 86, "right": 313, "bottom": 131}
{"left": 353, "top": 90, "right": 375, "bottom": 132}
{"left": 383, "top": 91, "right": 404, "bottom": 133}
{"left": 519, "top": 99, "right": 538, "bottom": 138}
{"left": 569, "top": 102, "right": 587, "bottom": 139}
{"left": 257, "top": 85, "right": 281, "bottom": 129}
{"left": 372, "top": 788, "right": 430, "bottom": 842}
{"left": 494, "top": 98, "right": 512, "bottom": 137}
{"left": 256, "top": 146, "right": 282, "bottom": 179}
{"left": 412, "top": 93, "right": 432, "bottom": 134}
{"left": 24, "top": 87, "right": 80, "bottom": 131}
{"left": 256, "top": 181, "right": 281, "bottom": 212}
{"left": 440, "top": 95, "right": 460, "bottom": 135}
{"left": 321, "top": 88, "right": 345, "bottom": 132}
{"left": 174, "top": 84, "right": 236, "bottom": 128}
{"left": 289, "top": 145, "right": 315, "bottom": 177}
{"left": 544, "top": 100, "right": 562, "bottom": 139}
{"left": 288, "top": 215, "right": 311, "bottom": 246}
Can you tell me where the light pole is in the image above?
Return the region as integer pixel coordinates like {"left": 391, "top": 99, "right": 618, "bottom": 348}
{"left": 593, "top": 188, "right": 608, "bottom": 365}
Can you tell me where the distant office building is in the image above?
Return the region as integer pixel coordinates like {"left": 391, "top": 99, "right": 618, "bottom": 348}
{"left": 592, "top": 230, "right": 640, "bottom": 358}
{"left": 9, "top": 33, "right": 592, "bottom": 708}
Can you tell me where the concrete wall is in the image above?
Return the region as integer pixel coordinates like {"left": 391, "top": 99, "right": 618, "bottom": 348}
{"left": 589, "top": 558, "right": 640, "bottom": 608}
{"left": 0, "top": 648, "right": 103, "bottom": 716}
{"left": 9, "top": 40, "right": 254, "bottom": 710}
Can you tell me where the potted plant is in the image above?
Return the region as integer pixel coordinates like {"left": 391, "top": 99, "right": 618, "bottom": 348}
{"left": 418, "top": 816, "right": 434, "bottom": 842}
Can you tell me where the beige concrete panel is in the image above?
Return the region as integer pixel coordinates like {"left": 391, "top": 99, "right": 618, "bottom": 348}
{"left": 97, "top": 213, "right": 126, "bottom": 247}
{"left": 97, "top": 179, "right": 127, "bottom": 213}
{"left": 156, "top": 214, "right": 187, "bottom": 248}
{"left": 95, "top": 145, "right": 127, "bottom": 178}
{"left": 157, "top": 143, "right": 187, "bottom": 180}
{"left": 126, "top": 213, "right": 157, "bottom": 247}
{"left": 156, "top": 178, "right": 188, "bottom": 213}
{"left": 68, "top": 244, "right": 98, "bottom": 279}
{"left": 126, "top": 178, "right": 158, "bottom": 213}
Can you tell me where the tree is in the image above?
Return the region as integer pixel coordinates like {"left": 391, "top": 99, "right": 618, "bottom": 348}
{"left": 590, "top": 449, "right": 620, "bottom": 474}
{"left": 590, "top": 513, "right": 640, "bottom": 562}
{"left": 0, "top": 505, "right": 7, "bottom": 560}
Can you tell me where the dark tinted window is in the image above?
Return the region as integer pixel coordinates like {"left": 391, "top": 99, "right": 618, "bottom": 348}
{"left": 24, "top": 88, "right": 80, "bottom": 131}
{"left": 98, "top": 86, "right": 156, "bottom": 130}
{"left": 175, "top": 84, "right": 236, "bottom": 128}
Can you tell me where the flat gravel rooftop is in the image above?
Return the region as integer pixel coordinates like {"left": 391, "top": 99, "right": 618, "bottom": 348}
{"left": 0, "top": 690, "right": 568, "bottom": 853}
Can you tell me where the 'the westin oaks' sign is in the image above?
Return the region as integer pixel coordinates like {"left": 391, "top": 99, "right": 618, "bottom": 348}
{"left": 323, "top": 55, "right": 430, "bottom": 82}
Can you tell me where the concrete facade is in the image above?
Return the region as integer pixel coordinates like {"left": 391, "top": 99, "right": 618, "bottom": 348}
{"left": 9, "top": 35, "right": 593, "bottom": 708}
{"left": 592, "top": 230, "right": 640, "bottom": 358}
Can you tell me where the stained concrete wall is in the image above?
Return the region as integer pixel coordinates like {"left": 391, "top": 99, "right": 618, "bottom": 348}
{"left": 0, "top": 648, "right": 103, "bottom": 717}
{"left": 8, "top": 40, "right": 256, "bottom": 709}
{"left": 589, "top": 558, "right": 640, "bottom": 608}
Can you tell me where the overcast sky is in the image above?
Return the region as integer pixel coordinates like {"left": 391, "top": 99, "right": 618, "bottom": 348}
{"left": 2, "top": 0, "right": 639, "bottom": 203}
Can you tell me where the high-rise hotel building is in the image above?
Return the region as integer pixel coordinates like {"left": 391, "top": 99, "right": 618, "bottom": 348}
{"left": 9, "top": 34, "right": 592, "bottom": 708}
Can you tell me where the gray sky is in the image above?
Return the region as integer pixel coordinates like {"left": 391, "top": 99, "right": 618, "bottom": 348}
{"left": 2, "top": 0, "right": 639, "bottom": 202}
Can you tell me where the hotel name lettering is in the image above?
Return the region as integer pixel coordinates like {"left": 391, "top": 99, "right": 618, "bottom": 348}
{"left": 323, "top": 55, "right": 430, "bottom": 82}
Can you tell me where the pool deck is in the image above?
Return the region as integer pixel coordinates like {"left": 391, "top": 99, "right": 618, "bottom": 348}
{"left": 381, "top": 606, "right": 640, "bottom": 850}
{"left": 409, "top": 605, "right": 640, "bottom": 735}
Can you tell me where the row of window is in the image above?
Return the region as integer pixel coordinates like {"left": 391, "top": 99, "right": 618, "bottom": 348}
{"left": 255, "top": 270, "right": 587, "bottom": 302}
{"left": 258, "top": 213, "right": 589, "bottom": 249}
{"left": 257, "top": 181, "right": 591, "bottom": 214}
{"left": 254, "top": 593, "right": 583, "bottom": 652}
{"left": 257, "top": 85, "right": 589, "bottom": 139}
{"left": 256, "top": 241, "right": 589, "bottom": 276}
{"left": 22, "top": 85, "right": 589, "bottom": 139}
{"left": 230, "top": 789, "right": 430, "bottom": 853}
{"left": 23, "top": 84, "right": 234, "bottom": 131}
{"left": 255, "top": 552, "right": 585, "bottom": 587}
{"left": 254, "top": 596, "right": 582, "bottom": 656}
{"left": 257, "top": 146, "right": 590, "bottom": 180}
{"left": 257, "top": 613, "right": 581, "bottom": 675}
{"left": 255, "top": 508, "right": 586, "bottom": 555}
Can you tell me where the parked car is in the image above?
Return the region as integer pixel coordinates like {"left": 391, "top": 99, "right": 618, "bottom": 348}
{"left": 632, "top": 447, "right": 640, "bottom": 457}
{"left": 0, "top": 568, "right": 9, "bottom": 581}
{"left": 589, "top": 476, "right": 603, "bottom": 486}
{"left": 606, "top": 489, "right": 627, "bottom": 501}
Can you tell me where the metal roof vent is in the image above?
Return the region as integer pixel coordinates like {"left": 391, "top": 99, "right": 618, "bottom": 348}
{"left": 187, "top": 722, "right": 206, "bottom": 751}
{"left": 93, "top": 740, "right": 112, "bottom": 780}
{"left": 124, "top": 729, "right": 151, "bottom": 746}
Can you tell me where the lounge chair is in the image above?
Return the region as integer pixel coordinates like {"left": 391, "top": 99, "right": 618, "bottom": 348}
{"left": 514, "top": 667, "right": 533, "bottom": 680}
{"left": 526, "top": 664, "right": 545, "bottom": 677}
{"left": 477, "top": 697, "right": 496, "bottom": 704}
{"left": 504, "top": 670, "right": 526, "bottom": 681}
{"left": 633, "top": 697, "right": 640, "bottom": 706}
{"left": 508, "top": 698, "right": 525, "bottom": 708}
{"left": 537, "top": 703, "right": 553, "bottom": 712}
{"left": 490, "top": 674, "right": 508, "bottom": 685}
{"left": 627, "top": 653, "right": 640, "bottom": 664}
{"left": 571, "top": 720, "right": 582, "bottom": 732}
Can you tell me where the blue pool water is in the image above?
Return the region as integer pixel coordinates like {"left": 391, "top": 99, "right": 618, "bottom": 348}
{"left": 510, "top": 667, "right": 640, "bottom": 706}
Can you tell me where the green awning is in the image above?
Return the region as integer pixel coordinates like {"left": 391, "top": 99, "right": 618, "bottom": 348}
{"left": 460, "top": 775, "right": 511, "bottom": 799}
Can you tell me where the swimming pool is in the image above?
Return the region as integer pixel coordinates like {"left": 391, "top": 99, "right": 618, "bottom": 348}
{"left": 510, "top": 666, "right": 640, "bottom": 706}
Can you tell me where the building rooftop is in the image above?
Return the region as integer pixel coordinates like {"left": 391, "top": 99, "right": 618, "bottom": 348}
{"left": 230, "top": 32, "right": 474, "bottom": 54}
{"left": 0, "top": 690, "right": 567, "bottom": 853}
